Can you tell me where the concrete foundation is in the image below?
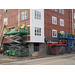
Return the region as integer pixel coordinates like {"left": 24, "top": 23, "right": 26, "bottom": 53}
{"left": 29, "top": 43, "right": 47, "bottom": 57}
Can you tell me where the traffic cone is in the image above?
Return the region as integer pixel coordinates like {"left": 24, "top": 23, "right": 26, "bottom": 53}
{"left": 66, "top": 49, "right": 68, "bottom": 54}
{"left": 58, "top": 52, "right": 60, "bottom": 55}
{"left": 36, "top": 52, "right": 38, "bottom": 58}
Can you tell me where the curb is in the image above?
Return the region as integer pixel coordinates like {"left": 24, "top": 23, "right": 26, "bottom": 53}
{"left": 30, "top": 53, "right": 75, "bottom": 59}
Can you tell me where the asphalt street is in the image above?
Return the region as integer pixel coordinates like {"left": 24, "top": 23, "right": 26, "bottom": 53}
{"left": 1, "top": 54, "right": 75, "bottom": 65}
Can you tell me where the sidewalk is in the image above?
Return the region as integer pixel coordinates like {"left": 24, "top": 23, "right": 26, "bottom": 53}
{"left": 30, "top": 53, "right": 75, "bottom": 59}
{"left": 0, "top": 53, "right": 75, "bottom": 64}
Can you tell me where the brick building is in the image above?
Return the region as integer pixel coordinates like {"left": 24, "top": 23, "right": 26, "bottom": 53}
{"left": 0, "top": 9, "right": 75, "bottom": 56}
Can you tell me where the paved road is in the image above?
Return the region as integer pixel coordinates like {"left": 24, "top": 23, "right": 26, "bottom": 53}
{"left": 1, "top": 54, "right": 75, "bottom": 65}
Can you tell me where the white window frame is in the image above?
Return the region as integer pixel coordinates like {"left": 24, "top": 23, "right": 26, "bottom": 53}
{"left": 21, "top": 11, "right": 24, "bottom": 20}
{"left": 62, "top": 9, "right": 64, "bottom": 14}
{"left": 25, "top": 10, "right": 28, "bottom": 19}
{"left": 60, "top": 19, "right": 64, "bottom": 26}
{"left": 74, "top": 23, "right": 75, "bottom": 29}
{"left": 0, "top": 15, "right": 1, "bottom": 20}
{"left": 52, "top": 16, "right": 57, "bottom": 25}
{"left": 35, "top": 10, "right": 41, "bottom": 20}
{"left": 59, "top": 9, "right": 61, "bottom": 13}
{"left": 4, "top": 18, "right": 8, "bottom": 25}
{"left": 51, "top": 9, "right": 54, "bottom": 10}
{"left": 35, "top": 27, "right": 41, "bottom": 36}
{"left": 21, "top": 10, "right": 28, "bottom": 21}
{"left": 55, "top": 9, "right": 57, "bottom": 12}
{"left": 52, "top": 29, "right": 57, "bottom": 37}
{"left": 74, "top": 13, "right": 75, "bottom": 19}
{"left": 4, "top": 9, "right": 7, "bottom": 13}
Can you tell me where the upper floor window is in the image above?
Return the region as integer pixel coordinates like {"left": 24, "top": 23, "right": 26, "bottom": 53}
{"left": 55, "top": 9, "right": 57, "bottom": 12}
{"left": 74, "top": 13, "right": 75, "bottom": 19}
{"left": 60, "top": 19, "right": 64, "bottom": 26}
{"left": 4, "top": 18, "right": 8, "bottom": 25}
{"left": 4, "top": 9, "right": 7, "bottom": 13}
{"left": 62, "top": 9, "right": 64, "bottom": 14}
{"left": 35, "top": 10, "right": 41, "bottom": 20}
{"left": 52, "top": 16, "right": 57, "bottom": 25}
{"left": 74, "top": 23, "right": 75, "bottom": 29}
{"left": 51, "top": 9, "right": 54, "bottom": 10}
{"left": 59, "top": 9, "right": 61, "bottom": 13}
{"left": 52, "top": 9, "right": 57, "bottom": 12}
{"left": 21, "top": 10, "right": 28, "bottom": 21}
{"left": 0, "top": 15, "right": 1, "bottom": 20}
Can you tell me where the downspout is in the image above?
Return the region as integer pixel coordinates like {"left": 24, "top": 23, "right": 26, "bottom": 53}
{"left": 72, "top": 9, "right": 74, "bottom": 35}
{"left": 18, "top": 9, "right": 20, "bottom": 27}
{"left": 70, "top": 9, "right": 71, "bottom": 34}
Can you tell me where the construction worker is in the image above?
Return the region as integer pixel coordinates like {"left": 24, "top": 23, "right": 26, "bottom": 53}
{"left": 45, "top": 38, "right": 47, "bottom": 44}
{"left": 15, "top": 26, "right": 19, "bottom": 31}
{"left": 4, "top": 28, "right": 7, "bottom": 33}
{"left": 60, "top": 32, "right": 63, "bottom": 35}
{"left": 66, "top": 33, "right": 68, "bottom": 37}
{"left": 21, "top": 24, "right": 25, "bottom": 31}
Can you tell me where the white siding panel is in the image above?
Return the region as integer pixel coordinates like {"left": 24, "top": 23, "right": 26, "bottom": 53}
{"left": 30, "top": 9, "right": 44, "bottom": 43}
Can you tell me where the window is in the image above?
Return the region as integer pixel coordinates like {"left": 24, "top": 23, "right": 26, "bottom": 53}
{"left": 34, "top": 43, "right": 39, "bottom": 51}
{"left": 0, "top": 15, "right": 1, "bottom": 20}
{"left": 52, "top": 16, "right": 57, "bottom": 25}
{"left": 4, "top": 18, "right": 8, "bottom": 25}
{"left": 60, "top": 19, "right": 64, "bottom": 26}
{"left": 62, "top": 9, "right": 64, "bottom": 14}
{"left": 55, "top": 9, "right": 57, "bottom": 12}
{"left": 52, "top": 29, "right": 57, "bottom": 37}
{"left": 59, "top": 9, "right": 61, "bottom": 13}
{"left": 21, "top": 10, "right": 28, "bottom": 21}
{"left": 35, "top": 11, "right": 37, "bottom": 19}
{"left": 35, "top": 10, "right": 41, "bottom": 20}
{"left": 35, "top": 27, "right": 41, "bottom": 36}
{"left": 74, "top": 13, "right": 75, "bottom": 19}
{"left": 25, "top": 10, "right": 28, "bottom": 19}
{"left": 4, "top": 9, "right": 7, "bottom": 13}
{"left": 51, "top": 9, "right": 54, "bottom": 10}
{"left": 74, "top": 23, "right": 75, "bottom": 29}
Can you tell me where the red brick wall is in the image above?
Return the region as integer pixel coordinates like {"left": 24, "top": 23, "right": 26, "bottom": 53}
{"left": 0, "top": 9, "right": 30, "bottom": 27}
{"left": 0, "top": 9, "right": 75, "bottom": 44}
{"left": 0, "top": 9, "right": 30, "bottom": 43}
{"left": 44, "top": 9, "right": 71, "bottom": 37}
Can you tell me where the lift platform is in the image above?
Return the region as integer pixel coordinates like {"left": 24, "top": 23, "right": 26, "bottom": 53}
{"left": 60, "top": 33, "right": 75, "bottom": 53}
{"left": 4, "top": 26, "right": 29, "bottom": 57}
{"left": 4, "top": 26, "right": 29, "bottom": 35}
{"left": 45, "top": 39, "right": 67, "bottom": 55}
